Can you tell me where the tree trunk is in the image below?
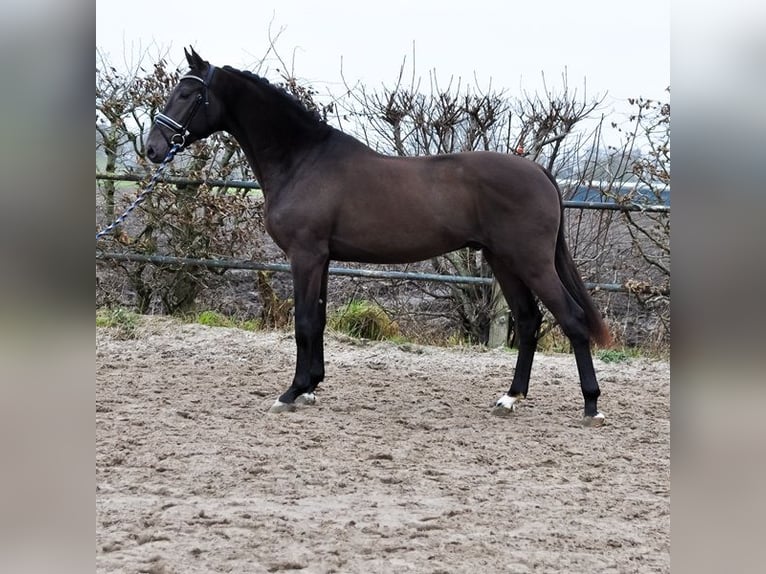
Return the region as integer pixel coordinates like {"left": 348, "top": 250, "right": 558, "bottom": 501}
{"left": 103, "top": 142, "right": 118, "bottom": 230}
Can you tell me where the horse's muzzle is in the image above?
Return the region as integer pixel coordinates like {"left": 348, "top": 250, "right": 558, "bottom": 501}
{"left": 146, "top": 143, "right": 164, "bottom": 164}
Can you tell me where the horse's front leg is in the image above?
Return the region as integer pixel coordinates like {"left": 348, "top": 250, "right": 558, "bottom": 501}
{"left": 269, "top": 250, "right": 329, "bottom": 413}
{"left": 295, "top": 260, "right": 329, "bottom": 406}
{"left": 287, "top": 260, "right": 329, "bottom": 408}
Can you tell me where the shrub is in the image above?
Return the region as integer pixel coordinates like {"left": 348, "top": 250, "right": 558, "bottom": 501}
{"left": 329, "top": 300, "right": 399, "bottom": 341}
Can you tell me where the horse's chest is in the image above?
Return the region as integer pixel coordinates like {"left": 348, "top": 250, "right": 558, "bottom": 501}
{"left": 263, "top": 203, "right": 319, "bottom": 252}
{"left": 263, "top": 213, "right": 289, "bottom": 251}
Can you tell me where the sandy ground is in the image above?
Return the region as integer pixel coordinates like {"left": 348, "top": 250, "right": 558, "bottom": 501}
{"left": 96, "top": 317, "right": 670, "bottom": 573}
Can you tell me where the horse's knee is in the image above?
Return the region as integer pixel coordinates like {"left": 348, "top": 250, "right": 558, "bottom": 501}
{"left": 294, "top": 314, "right": 312, "bottom": 335}
{"left": 294, "top": 316, "right": 323, "bottom": 346}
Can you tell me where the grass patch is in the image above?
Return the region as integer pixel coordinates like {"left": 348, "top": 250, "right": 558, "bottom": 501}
{"left": 96, "top": 307, "right": 139, "bottom": 339}
{"left": 196, "top": 310, "right": 235, "bottom": 328}
{"left": 192, "top": 310, "right": 261, "bottom": 332}
{"left": 329, "top": 300, "right": 399, "bottom": 341}
{"left": 597, "top": 348, "right": 640, "bottom": 363}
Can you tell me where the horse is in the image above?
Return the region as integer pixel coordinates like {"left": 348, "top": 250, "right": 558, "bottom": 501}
{"left": 146, "top": 48, "right": 611, "bottom": 426}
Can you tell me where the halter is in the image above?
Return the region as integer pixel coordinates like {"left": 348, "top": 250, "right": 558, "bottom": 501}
{"left": 154, "top": 65, "right": 216, "bottom": 147}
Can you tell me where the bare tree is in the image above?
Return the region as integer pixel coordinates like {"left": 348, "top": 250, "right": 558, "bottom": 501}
{"left": 603, "top": 91, "right": 670, "bottom": 344}
{"left": 513, "top": 73, "right": 603, "bottom": 171}
{"left": 550, "top": 89, "right": 670, "bottom": 349}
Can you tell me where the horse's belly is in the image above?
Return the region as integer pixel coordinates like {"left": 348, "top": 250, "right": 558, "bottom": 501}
{"left": 329, "top": 228, "right": 469, "bottom": 264}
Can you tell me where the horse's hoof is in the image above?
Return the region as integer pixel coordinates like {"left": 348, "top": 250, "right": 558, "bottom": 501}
{"left": 582, "top": 412, "right": 606, "bottom": 427}
{"left": 491, "top": 394, "right": 521, "bottom": 417}
{"left": 268, "top": 400, "right": 296, "bottom": 413}
{"left": 295, "top": 392, "right": 316, "bottom": 406}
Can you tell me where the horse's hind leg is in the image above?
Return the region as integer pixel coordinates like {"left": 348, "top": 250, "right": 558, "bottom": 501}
{"left": 523, "top": 265, "right": 604, "bottom": 426}
{"left": 485, "top": 252, "right": 542, "bottom": 416}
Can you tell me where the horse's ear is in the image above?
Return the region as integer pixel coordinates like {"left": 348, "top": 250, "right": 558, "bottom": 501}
{"left": 184, "top": 46, "right": 206, "bottom": 70}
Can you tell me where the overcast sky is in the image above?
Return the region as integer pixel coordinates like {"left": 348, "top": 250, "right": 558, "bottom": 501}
{"left": 97, "top": 0, "right": 669, "bottom": 115}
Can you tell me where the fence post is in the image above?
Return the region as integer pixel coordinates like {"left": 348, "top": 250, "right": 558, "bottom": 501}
{"left": 487, "top": 279, "right": 510, "bottom": 348}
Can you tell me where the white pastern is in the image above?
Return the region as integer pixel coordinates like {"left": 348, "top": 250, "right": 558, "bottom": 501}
{"left": 268, "top": 399, "right": 296, "bottom": 413}
{"left": 582, "top": 412, "right": 606, "bottom": 427}
{"left": 295, "top": 392, "right": 316, "bottom": 406}
{"left": 491, "top": 394, "right": 521, "bottom": 416}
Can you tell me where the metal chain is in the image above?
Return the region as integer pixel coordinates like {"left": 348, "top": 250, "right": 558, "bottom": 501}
{"left": 96, "top": 143, "right": 182, "bottom": 240}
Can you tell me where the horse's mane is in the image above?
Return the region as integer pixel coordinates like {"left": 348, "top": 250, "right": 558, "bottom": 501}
{"left": 222, "top": 66, "right": 326, "bottom": 126}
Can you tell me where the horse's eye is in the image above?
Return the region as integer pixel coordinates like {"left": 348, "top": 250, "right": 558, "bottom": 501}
{"left": 178, "top": 92, "right": 191, "bottom": 101}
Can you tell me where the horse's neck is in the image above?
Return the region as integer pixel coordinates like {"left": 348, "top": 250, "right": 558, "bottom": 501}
{"left": 221, "top": 76, "right": 329, "bottom": 192}
{"left": 225, "top": 124, "right": 270, "bottom": 189}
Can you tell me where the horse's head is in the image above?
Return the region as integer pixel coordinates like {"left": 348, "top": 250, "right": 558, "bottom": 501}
{"left": 146, "top": 47, "right": 221, "bottom": 163}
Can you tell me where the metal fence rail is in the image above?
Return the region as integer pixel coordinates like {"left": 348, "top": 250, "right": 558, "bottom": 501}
{"left": 96, "top": 171, "right": 264, "bottom": 191}
{"left": 96, "top": 251, "right": 670, "bottom": 296}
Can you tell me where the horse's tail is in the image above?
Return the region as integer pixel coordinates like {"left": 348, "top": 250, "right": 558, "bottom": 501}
{"left": 543, "top": 168, "right": 612, "bottom": 347}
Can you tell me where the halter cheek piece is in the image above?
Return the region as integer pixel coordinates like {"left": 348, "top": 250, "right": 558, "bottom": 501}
{"left": 154, "top": 65, "right": 216, "bottom": 147}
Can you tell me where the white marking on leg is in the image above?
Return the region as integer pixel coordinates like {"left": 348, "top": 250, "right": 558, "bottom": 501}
{"left": 295, "top": 392, "right": 316, "bottom": 406}
{"left": 492, "top": 394, "right": 522, "bottom": 416}
{"left": 268, "top": 399, "right": 296, "bottom": 413}
{"left": 582, "top": 412, "right": 606, "bottom": 427}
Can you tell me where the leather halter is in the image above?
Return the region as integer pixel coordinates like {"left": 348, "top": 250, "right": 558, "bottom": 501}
{"left": 153, "top": 65, "right": 216, "bottom": 146}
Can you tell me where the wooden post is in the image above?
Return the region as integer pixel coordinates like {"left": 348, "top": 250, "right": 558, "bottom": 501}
{"left": 487, "top": 279, "right": 510, "bottom": 348}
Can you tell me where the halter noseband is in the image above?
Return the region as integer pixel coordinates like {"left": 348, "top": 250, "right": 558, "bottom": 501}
{"left": 154, "top": 65, "right": 216, "bottom": 147}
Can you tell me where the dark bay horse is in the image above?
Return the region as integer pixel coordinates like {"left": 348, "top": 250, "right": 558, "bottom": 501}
{"left": 147, "top": 48, "right": 611, "bottom": 426}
